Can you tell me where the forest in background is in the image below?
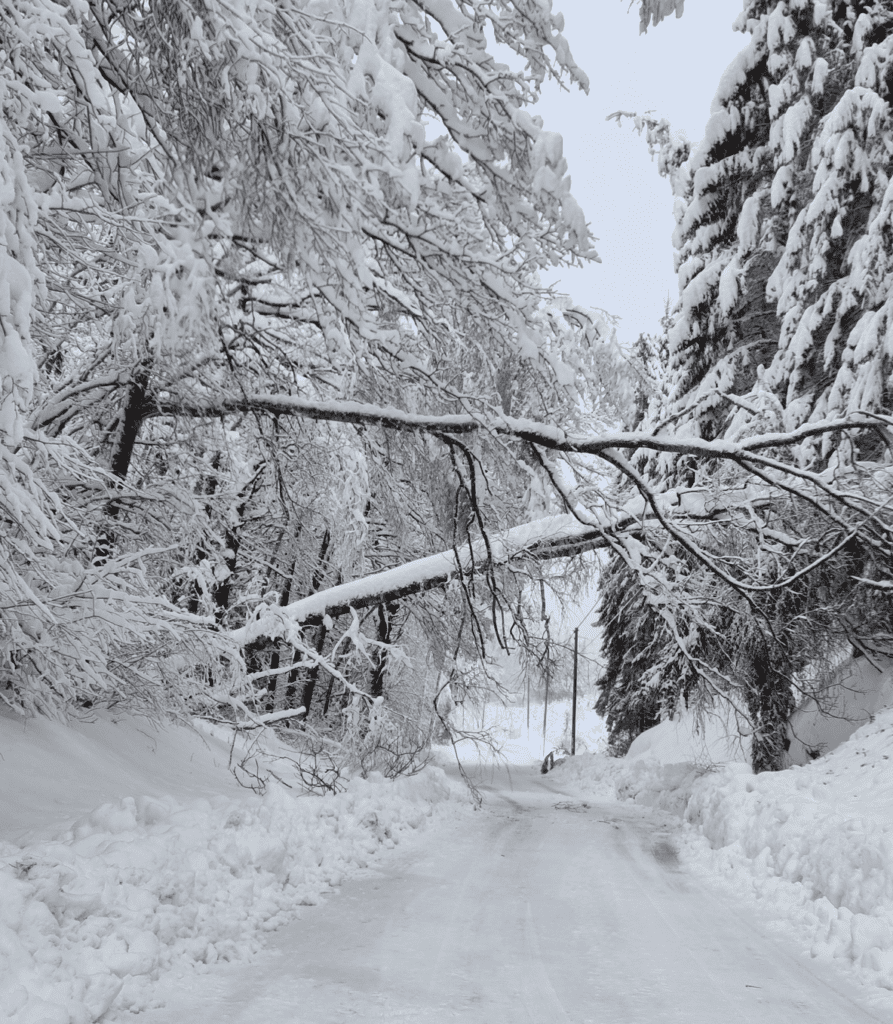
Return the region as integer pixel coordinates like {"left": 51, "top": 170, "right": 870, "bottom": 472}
{"left": 1, "top": 0, "right": 892, "bottom": 779}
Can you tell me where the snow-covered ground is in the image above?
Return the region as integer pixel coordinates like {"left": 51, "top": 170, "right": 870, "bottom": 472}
{"left": 552, "top": 656, "right": 893, "bottom": 1008}
{"left": 4, "top": 654, "right": 893, "bottom": 1022}
{"left": 112, "top": 765, "right": 881, "bottom": 1024}
{"left": 0, "top": 710, "right": 461, "bottom": 1024}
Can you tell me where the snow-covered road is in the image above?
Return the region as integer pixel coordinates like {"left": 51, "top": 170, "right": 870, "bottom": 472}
{"left": 134, "top": 766, "right": 883, "bottom": 1024}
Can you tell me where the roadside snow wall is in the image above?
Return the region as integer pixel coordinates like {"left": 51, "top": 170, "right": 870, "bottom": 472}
{"left": 0, "top": 716, "right": 458, "bottom": 1024}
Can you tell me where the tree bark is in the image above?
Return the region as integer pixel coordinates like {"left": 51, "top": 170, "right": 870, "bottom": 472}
{"left": 370, "top": 599, "right": 399, "bottom": 699}
{"left": 186, "top": 453, "right": 222, "bottom": 616}
{"left": 108, "top": 367, "right": 150, "bottom": 481}
{"left": 290, "top": 529, "right": 333, "bottom": 719}
{"left": 93, "top": 363, "right": 151, "bottom": 565}
{"left": 747, "top": 646, "right": 795, "bottom": 773}
{"left": 295, "top": 623, "right": 328, "bottom": 720}
{"left": 264, "top": 553, "right": 298, "bottom": 712}
{"left": 212, "top": 462, "right": 264, "bottom": 625}
{"left": 150, "top": 393, "right": 880, "bottom": 461}
{"left": 233, "top": 513, "right": 641, "bottom": 641}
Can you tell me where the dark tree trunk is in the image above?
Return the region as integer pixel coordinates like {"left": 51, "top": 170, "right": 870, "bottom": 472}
{"left": 241, "top": 522, "right": 292, "bottom": 705}
{"left": 287, "top": 530, "right": 332, "bottom": 719}
{"left": 370, "top": 599, "right": 399, "bottom": 699}
{"left": 322, "top": 613, "right": 347, "bottom": 718}
{"left": 186, "top": 453, "right": 222, "bottom": 616}
{"left": 109, "top": 365, "right": 151, "bottom": 481}
{"left": 93, "top": 364, "right": 150, "bottom": 565}
{"left": 322, "top": 671, "right": 336, "bottom": 718}
{"left": 747, "top": 646, "right": 795, "bottom": 773}
{"left": 212, "top": 462, "right": 264, "bottom": 625}
{"left": 295, "top": 623, "right": 328, "bottom": 719}
{"left": 263, "top": 554, "right": 298, "bottom": 712}
{"left": 213, "top": 526, "right": 241, "bottom": 622}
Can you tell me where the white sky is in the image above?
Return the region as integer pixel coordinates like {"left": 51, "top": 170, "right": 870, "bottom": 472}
{"left": 533, "top": 0, "right": 746, "bottom": 350}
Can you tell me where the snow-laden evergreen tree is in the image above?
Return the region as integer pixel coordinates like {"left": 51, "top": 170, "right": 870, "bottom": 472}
{"left": 662, "top": 0, "right": 893, "bottom": 452}
{"left": 599, "top": 1, "right": 893, "bottom": 770}
{"left": 638, "top": 0, "right": 687, "bottom": 33}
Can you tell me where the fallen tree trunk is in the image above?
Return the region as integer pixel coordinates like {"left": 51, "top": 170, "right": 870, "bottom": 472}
{"left": 233, "top": 486, "right": 756, "bottom": 642}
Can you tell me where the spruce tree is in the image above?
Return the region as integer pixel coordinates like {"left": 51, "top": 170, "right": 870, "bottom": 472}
{"left": 664, "top": 0, "right": 893, "bottom": 449}
{"left": 599, "top": 2, "right": 893, "bottom": 770}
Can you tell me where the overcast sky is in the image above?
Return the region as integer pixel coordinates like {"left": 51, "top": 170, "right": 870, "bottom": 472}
{"left": 532, "top": 0, "right": 746, "bottom": 350}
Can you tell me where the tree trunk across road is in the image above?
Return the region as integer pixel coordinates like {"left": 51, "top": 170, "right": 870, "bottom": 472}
{"left": 138, "top": 767, "right": 883, "bottom": 1024}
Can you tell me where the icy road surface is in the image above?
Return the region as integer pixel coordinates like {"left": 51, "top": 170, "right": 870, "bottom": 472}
{"left": 137, "top": 766, "right": 883, "bottom": 1024}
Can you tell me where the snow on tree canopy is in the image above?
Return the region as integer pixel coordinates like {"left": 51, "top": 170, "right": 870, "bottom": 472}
{"left": 648, "top": 1, "right": 893, "bottom": 466}
{"left": 638, "top": 0, "right": 686, "bottom": 34}
{"left": 0, "top": 0, "right": 624, "bottom": 717}
{"left": 596, "top": 1, "right": 893, "bottom": 774}
{"left": 2, "top": 0, "right": 606, "bottom": 414}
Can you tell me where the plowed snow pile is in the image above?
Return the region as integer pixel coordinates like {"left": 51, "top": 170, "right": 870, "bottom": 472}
{"left": 0, "top": 711, "right": 460, "bottom": 1024}
{"left": 555, "top": 707, "right": 893, "bottom": 998}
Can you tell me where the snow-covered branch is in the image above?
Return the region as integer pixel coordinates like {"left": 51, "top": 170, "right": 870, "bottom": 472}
{"left": 155, "top": 393, "right": 882, "bottom": 462}
{"left": 233, "top": 486, "right": 767, "bottom": 642}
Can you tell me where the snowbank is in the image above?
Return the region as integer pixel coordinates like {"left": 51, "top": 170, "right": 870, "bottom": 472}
{"left": 626, "top": 705, "right": 751, "bottom": 766}
{"left": 554, "top": 708, "right": 893, "bottom": 998}
{"left": 786, "top": 655, "right": 893, "bottom": 766}
{"left": 623, "top": 655, "right": 893, "bottom": 769}
{"left": 0, "top": 712, "right": 250, "bottom": 843}
{"left": 551, "top": 748, "right": 714, "bottom": 816}
{"left": 0, "top": 712, "right": 460, "bottom": 1024}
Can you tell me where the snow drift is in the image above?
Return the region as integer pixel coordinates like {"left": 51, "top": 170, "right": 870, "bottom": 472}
{"left": 0, "top": 712, "right": 459, "bottom": 1024}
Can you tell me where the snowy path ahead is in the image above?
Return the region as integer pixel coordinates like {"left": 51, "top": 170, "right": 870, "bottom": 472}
{"left": 135, "top": 766, "right": 883, "bottom": 1024}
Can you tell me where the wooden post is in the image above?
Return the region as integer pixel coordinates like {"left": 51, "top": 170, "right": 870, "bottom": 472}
{"left": 572, "top": 626, "right": 579, "bottom": 756}
{"left": 540, "top": 578, "right": 550, "bottom": 756}
{"left": 542, "top": 668, "right": 549, "bottom": 756}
